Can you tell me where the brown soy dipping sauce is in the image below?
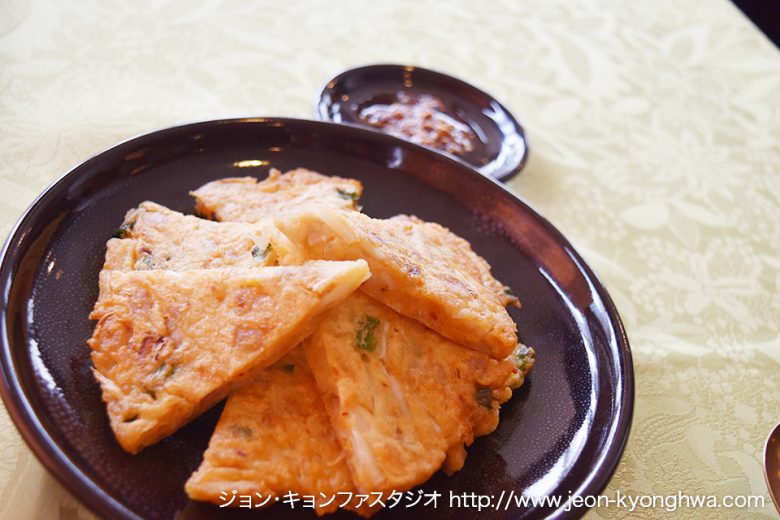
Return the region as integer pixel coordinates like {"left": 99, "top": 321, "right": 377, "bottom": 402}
{"left": 358, "top": 92, "right": 482, "bottom": 158}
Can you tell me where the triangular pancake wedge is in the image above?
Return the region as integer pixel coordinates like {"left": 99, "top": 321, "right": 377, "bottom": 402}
{"left": 389, "top": 214, "right": 519, "bottom": 307}
{"left": 185, "top": 348, "right": 374, "bottom": 517}
{"left": 303, "top": 292, "right": 515, "bottom": 493}
{"left": 190, "top": 168, "right": 363, "bottom": 222}
{"left": 277, "top": 206, "right": 517, "bottom": 359}
{"left": 88, "top": 260, "right": 369, "bottom": 453}
{"left": 104, "top": 201, "right": 303, "bottom": 271}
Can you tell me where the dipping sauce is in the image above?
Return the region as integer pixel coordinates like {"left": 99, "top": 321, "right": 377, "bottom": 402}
{"left": 359, "top": 93, "right": 477, "bottom": 156}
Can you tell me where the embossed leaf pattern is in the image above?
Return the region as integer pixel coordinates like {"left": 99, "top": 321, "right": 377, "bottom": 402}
{"left": 1, "top": 0, "right": 779, "bottom": 518}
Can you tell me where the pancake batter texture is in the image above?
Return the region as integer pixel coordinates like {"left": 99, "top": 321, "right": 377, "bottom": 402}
{"left": 88, "top": 168, "right": 535, "bottom": 515}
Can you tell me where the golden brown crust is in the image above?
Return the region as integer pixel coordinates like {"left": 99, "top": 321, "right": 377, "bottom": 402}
{"left": 190, "top": 168, "right": 363, "bottom": 223}
{"left": 304, "top": 292, "right": 514, "bottom": 494}
{"left": 92, "top": 166, "right": 531, "bottom": 516}
{"left": 106, "top": 201, "right": 304, "bottom": 270}
{"left": 389, "top": 214, "right": 520, "bottom": 307}
{"left": 186, "top": 347, "right": 376, "bottom": 517}
{"left": 103, "top": 238, "right": 138, "bottom": 270}
{"left": 88, "top": 261, "right": 369, "bottom": 453}
{"left": 277, "top": 207, "right": 518, "bottom": 359}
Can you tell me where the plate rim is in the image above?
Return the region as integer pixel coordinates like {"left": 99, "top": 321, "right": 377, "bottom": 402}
{"left": 0, "top": 117, "right": 633, "bottom": 520}
{"left": 313, "top": 63, "right": 530, "bottom": 182}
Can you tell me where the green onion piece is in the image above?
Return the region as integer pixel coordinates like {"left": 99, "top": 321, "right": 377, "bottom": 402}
{"left": 232, "top": 426, "right": 253, "bottom": 439}
{"left": 337, "top": 188, "right": 360, "bottom": 202}
{"left": 113, "top": 220, "right": 135, "bottom": 239}
{"left": 476, "top": 387, "right": 493, "bottom": 409}
{"left": 140, "top": 254, "right": 154, "bottom": 269}
{"left": 251, "top": 242, "right": 273, "bottom": 261}
{"left": 502, "top": 285, "right": 520, "bottom": 307}
{"left": 514, "top": 344, "right": 533, "bottom": 372}
{"left": 355, "top": 315, "right": 380, "bottom": 352}
{"left": 154, "top": 363, "right": 176, "bottom": 379}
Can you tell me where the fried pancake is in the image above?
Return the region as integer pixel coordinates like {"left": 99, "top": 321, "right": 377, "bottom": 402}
{"left": 277, "top": 207, "right": 517, "bottom": 359}
{"left": 89, "top": 260, "right": 369, "bottom": 453}
{"left": 389, "top": 214, "right": 519, "bottom": 307}
{"left": 186, "top": 348, "right": 373, "bottom": 517}
{"left": 102, "top": 207, "right": 375, "bottom": 512}
{"left": 191, "top": 168, "right": 363, "bottom": 222}
{"left": 304, "top": 292, "right": 515, "bottom": 493}
{"left": 102, "top": 238, "right": 138, "bottom": 271}
{"left": 105, "top": 201, "right": 303, "bottom": 271}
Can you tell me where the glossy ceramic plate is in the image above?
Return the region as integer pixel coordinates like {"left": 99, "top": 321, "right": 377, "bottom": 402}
{"left": 0, "top": 118, "right": 632, "bottom": 520}
{"left": 316, "top": 64, "right": 528, "bottom": 181}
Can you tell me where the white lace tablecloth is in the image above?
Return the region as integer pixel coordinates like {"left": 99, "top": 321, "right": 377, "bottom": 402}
{"left": 1, "top": 0, "right": 778, "bottom": 518}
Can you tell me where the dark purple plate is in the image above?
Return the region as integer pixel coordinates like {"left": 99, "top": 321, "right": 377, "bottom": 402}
{"left": 315, "top": 64, "right": 528, "bottom": 182}
{"left": 0, "top": 118, "right": 631, "bottom": 520}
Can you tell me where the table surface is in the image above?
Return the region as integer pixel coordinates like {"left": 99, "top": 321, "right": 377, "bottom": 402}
{"left": 1, "top": 0, "right": 778, "bottom": 518}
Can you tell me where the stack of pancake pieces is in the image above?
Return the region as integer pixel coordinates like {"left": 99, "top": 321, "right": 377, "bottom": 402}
{"left": 89, "top": 168, "right": 536, "bottom": 517}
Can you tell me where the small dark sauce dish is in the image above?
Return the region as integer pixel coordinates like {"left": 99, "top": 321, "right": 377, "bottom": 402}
{"left": 316, "top": 64, "right": 528, "bottom": 182}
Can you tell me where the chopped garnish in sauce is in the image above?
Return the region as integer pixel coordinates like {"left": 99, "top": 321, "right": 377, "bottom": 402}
{"left": 355, "top": 315, "right": 380, "bottom": 352}
{"left": 359, "top": 93, "right": 477, "bottom": 156}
